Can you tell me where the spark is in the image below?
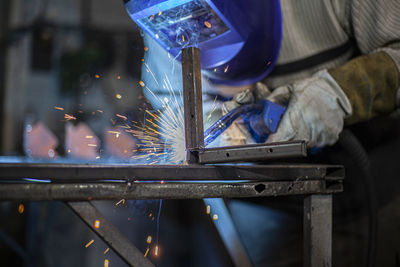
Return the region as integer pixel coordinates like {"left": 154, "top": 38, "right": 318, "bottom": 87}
{"left": 146, "top": 236, "right": 152, "bottom": 244}
{"left": 54, "top": 106, "right": 64, "bottom": 111}
{"left": 155, "top": 34, "right": 159, "bottom": 39}
{"left": 154, "top": 245, "right": 159, "bottom": 256}
{"left": 117, "top": 75, "right": 121, "bottom": 79}
{"left": 95, "top": 74, "right": 100, "bottom": 78}
{"left": 204, "top": 21, "right": 211, "bottom": 28}
{"left": 144, "top": 47, "right": 149, "bottom": 52}
{"left": 224, "top": 65, "right": 229, "bottom": 73}
{"left": 206, "top": 205, "right": 211, "bottom": 215}
{"left": 116, "top": 199, "right": 125, "bottom": 206}
{"left": 129, "top": 73, "right": 186, "bottom": 164}
{"left": 67, "top": 149, "right": 71, "bottom": 153}
{"left": 96, "top": 156, "right": 100, "bottom": 159}
{"left": 18, "top": 204, "right": 24, "bottom": 214}
{"left": 158, "top": 11, "right": 162, "bottom": 16}
{"left": 64, "top": 114, "right": 76, "bottom": 121}
{"left": 206, "top": 95, "right": 219, "bottom": 122}
{"left": 104, "top": 259, "right": 109, "bottom": 267}
{"left": 104, "top": 248, "right": 110, "bottom": 254}
{"left": 144, "top": 248, "right": 149, "bottom": 257}
{"left": 94, "top": 220, "right": 101, "bottom": 229}
{"left": 97, "top": 110, "right": 103, "bottom": 113}
{"left": 85, "top": 135, "right": 93, "bottom": 139}
{"left": 88, "top": 144, "right": 97, "bottom": 147}
{"left": 212, "top": 214, "right": 219, "bottom": 220}
{"left": 85, "top": 240, "right": 94, "bottom": 248}
{"left": 143, "top": 63, "right": 159, "bottom": 86}
{"left": 116, "top": 94, "right": 122, "bottom": 99}
{"left": 116, "top": 114, "right": 127, "bottom": 121}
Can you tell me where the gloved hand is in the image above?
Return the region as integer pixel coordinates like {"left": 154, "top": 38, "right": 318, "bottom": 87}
{"left": 220, "top": 83, "right": 273, "bottom": 146}
{"left": 222, "top": 70, "right": 353, "bottom": 148}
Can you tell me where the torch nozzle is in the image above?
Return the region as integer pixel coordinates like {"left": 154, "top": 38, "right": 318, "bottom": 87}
{"left": 203, "top": 103, "right": 264, "bottom": 147}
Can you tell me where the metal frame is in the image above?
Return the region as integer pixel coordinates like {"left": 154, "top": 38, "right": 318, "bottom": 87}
{"left": 0, "top": 47, "right": 344, "bottom": 267}
{"left": 0, "top": 163, "right": 343, "bottom": 267}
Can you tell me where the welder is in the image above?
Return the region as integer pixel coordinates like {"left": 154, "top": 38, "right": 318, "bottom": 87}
{"left": 126, "top": 0, "right": 400, "bottom": 266}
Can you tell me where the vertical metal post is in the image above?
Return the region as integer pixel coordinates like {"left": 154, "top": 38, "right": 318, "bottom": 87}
{"left": 304, "top": 194, "right": 332, "bottom": 267}
{"left": 181, "top": 47, "right": 204, "bottom": 164}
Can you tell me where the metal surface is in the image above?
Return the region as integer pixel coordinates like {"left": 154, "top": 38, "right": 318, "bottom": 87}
{"left": 181, "top": 47, "right": 204, "bottom": 163}
{"left": 0, "top": 180, "right": 342, "bottom": 201}
{"left": 67, "top": 201, "right": 155, "bottom": 267}
{"left": 199, "top": 141, "right": 307, "bottom": 163}
{"left": 204, "top": 198, "right": 253, "bottom": 267}
{"left": 0, "top": 163, "right": 344, "bottom": 182}
{"left": 304, "top": 194, "right": 332, "bottom": 267}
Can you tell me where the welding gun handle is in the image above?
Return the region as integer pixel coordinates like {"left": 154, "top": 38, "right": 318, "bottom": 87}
{"left": 203, "top": 103, "right": 263, "bottom": 147}
{"left": 203, "top": 100, "right": 286, "bottom": 147}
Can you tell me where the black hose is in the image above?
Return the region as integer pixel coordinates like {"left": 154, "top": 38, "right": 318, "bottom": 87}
{"left": 338, "top": 129, "right": 377, "bottom": 267}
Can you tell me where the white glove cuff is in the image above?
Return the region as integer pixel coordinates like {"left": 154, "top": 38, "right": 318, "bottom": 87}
{"left": 314, "top": 69, "right": 353, "bottom": 117}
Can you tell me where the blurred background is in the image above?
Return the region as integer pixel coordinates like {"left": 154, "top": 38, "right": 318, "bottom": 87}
{"left": 0, "top": 1, "right": 219, "bottom": 266}
{"left": 0, "top": 0, "right": 148, "bottom": 159}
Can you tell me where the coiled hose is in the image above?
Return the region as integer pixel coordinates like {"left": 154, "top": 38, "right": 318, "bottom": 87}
{"left": 338, "top": 129, "right": 377, "bottom": 267}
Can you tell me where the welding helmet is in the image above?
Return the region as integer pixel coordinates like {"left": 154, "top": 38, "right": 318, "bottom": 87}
{"left": 125, "top": 0, "right": 282, "bottom": 86}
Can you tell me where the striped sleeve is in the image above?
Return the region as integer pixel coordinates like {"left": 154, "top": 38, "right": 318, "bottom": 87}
{"left": 351, "top": 0, "right": 400, "bottom": 70}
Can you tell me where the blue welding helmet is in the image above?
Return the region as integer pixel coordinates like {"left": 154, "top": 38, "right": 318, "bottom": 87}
{"left": 125, "top": 0, "right": 282, "bottom": 86}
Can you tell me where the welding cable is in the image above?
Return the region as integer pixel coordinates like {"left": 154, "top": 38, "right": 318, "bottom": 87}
{"left": 338, "top": 129, "right": 377, "bottom": 267}
{"left": 204, "top": 103, "right": 264, "bottom": 147}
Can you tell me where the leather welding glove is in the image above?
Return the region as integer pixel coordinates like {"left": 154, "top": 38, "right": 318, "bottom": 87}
{"left": 267, "top": 70, "right": 352, "bottom": 147}
{"left": 222, "top": 70, "right": 352, "bottom": 148}
{"left": 269, "top": 51, "right": 400, "bottom": 147}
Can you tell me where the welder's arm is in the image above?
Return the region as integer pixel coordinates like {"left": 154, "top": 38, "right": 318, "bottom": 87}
{"left": 267, "top": 51, "right": 400, "bottom": 148}
{"left": 328, "top": 51, "right": 400, "bottom": 125}
{"left": 222, "top": 51, "right": 400, "bottom": 148}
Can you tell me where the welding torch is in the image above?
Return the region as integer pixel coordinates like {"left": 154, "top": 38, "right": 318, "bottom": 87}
{"left": 204, "top": 99, "right": 286, "bottom": 146}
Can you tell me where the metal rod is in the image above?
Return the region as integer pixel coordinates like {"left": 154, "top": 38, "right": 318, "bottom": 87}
{"left": 0, "top": 180, "right": 343, "bottom": 201}
{"left": 0, "top": 163, "right": 344, "bottom": 182}
{"left": 181, "top": 47, "right": 204, "bottom": 163}
{"left": 304, "top": 194, "right": 332, "bottom": 267}
{"left": 67, "top": 201, "right": 155, "bottom": 267}
{"left": 199, "top": 141, "right": 307, "bottom": 164}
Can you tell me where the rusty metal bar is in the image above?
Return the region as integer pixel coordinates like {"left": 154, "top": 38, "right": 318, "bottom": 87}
{"left": 199, "top": 141, "right": 307, "bottom": 164}
{"left": 304, "top": 194, "right": 333, "bottom": 267}
{"left": 0, "top": 163, "right": 344, "bottom": 182}
{"left": 0, "top": 180, "right": 343, "bottom": 201}
{"left": 181, "top": 47, "right": 204, "bottom": 163}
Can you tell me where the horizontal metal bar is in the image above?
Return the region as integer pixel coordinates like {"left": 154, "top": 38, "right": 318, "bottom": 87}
{"left": 199, "top": 141, "right": 307, "bottom": 164}
{"left": 0, "top": 180, "right": 343, "bottom": 201}
{"left": 67, "top": 202, "right": 155, "bottom": 267}
{"left": 0, "top": 163, "right": 343, "bottom": 182}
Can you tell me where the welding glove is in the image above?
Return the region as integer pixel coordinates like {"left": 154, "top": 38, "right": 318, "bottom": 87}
{"left": 222, "top": 70, "right": 352, "bottom": 148}
{"left": 267, "top": 70, "right": 352, "bottom": 147}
